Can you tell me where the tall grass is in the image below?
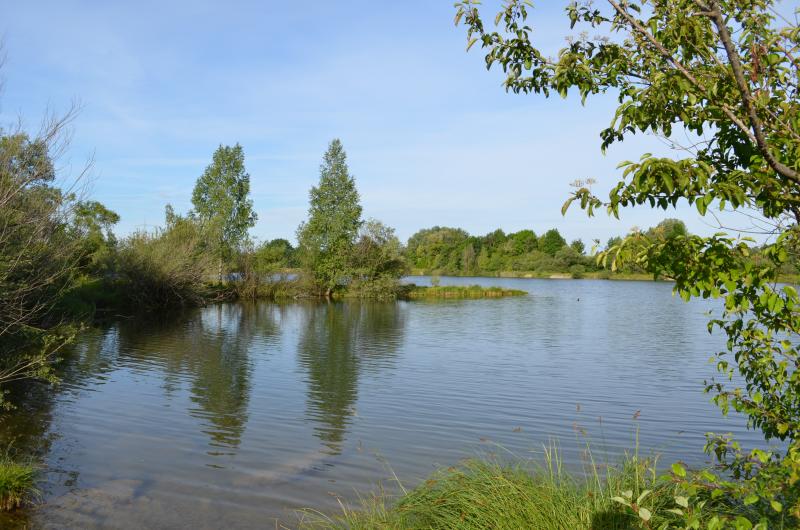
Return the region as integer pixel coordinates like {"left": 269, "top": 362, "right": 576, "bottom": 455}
{"left": 0, "top": 457, "right": 37, "bottom": 511}
{"left": 299, "top": 443, "right": 678, "bottom": 530}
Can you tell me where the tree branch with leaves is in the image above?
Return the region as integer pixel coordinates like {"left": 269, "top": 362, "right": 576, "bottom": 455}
{"left": 456, "top": 0, "right": 800, "bottom": 524}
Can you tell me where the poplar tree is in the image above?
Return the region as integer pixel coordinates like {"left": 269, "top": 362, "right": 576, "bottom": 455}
{"left": 297, "top": 139, "right": 363, "bottom": 296}
{"left": 191, "top": 144, "right": 257, "bottom": 281}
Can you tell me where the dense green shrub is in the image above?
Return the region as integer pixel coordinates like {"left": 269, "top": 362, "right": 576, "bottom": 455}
{"left": 116, "top": 213, "right": 214, "bottom": 309}
{"left": 570, "top": 264, "right": 586, "bottom": 279}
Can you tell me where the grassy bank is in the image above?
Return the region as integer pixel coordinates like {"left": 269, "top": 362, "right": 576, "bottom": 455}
{"left": 0, "top": 459, "right": 36, "bottom": 511}
{"left": 300, "top": 450, "right": 675, "bottom": 530}
{"left": 399, "top": 285, "right": 526, "bottom": 300}
{"left": 298, "top": 449, "right": 788, "bottom": 530}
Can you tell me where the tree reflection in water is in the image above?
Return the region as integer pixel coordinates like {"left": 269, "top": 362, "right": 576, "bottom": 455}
{"left": 297, "top": 301, "right": 406, "bottom": 454}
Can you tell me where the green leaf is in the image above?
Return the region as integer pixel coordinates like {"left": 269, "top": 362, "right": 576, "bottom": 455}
{"left": 671, "top": 462, "right": 686, "bottom": 477}
{"left": 696, "top": 198, "right": 707, "bottom": 215}
{"left": 636, "top": 489, "right": 651, "bottom": 505}
{"left": 561, "top": 197, "right": 576, "bottom": 216}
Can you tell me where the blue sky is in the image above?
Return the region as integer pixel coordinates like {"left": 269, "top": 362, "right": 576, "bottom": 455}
{"left": 2, "top": 0, "right": 725, "bottom": 245}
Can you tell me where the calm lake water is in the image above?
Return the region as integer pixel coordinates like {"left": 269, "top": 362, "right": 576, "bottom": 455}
{"left": 0, "top": 277, "right": 771, "bottom": 528}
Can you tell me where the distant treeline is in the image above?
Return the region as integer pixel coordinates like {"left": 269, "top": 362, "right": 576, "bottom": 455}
{"left": 403, "top": 220, "right": 699, "bottom": 278}
{"left": 249, "top": 219, "right": 719, "bottom": 279}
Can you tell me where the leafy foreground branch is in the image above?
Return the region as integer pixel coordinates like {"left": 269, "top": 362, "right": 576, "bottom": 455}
{"left": 453, "top": 0, "right": 800, "bottom": 525}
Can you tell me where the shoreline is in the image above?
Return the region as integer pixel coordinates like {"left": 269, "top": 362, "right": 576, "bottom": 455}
{"left": 407, "top": 271, "right": 664, "bottom": 282}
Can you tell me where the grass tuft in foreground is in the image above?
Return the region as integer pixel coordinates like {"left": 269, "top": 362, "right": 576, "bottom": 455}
{"left": 0, "top": 458, "right": 36, "bottom": 511}
{"left": 299, "top": 446, "right": 681, "bottom": 530}
{"left": 400, "top": 285, "right": 526, "bottom": 300}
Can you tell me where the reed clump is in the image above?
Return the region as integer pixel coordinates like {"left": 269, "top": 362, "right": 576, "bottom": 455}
{"left": 400, "top": 285, "right": 526, "bottom": 300}
{"left": 0, "top": 458, "right": 36, "bottom": 511}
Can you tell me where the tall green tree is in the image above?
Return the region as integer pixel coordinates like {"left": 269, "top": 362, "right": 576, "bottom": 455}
{"left": 191, "top": 144, "right": 257, "bottom": 281}
{"left": 457, "top": 0, "right": 800, "bottom": 522}
{"left": 510, "top": 229, "right": 538, "bottom": 254}
{"left": 569, "top": 239, "right": 585, "bottom": 255}
{"left": 538, "top": 228, "right": 567, "bottom": 256}
{"left": 71, "top": 200, "right": 120, "bottom": 273}
{"left": 297, "top": 139, "right": 363, "bottom": 296}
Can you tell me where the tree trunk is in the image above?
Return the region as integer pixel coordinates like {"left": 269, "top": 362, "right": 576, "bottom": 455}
{"left": 218, "top": 258, "right": 223, "bottom": 283}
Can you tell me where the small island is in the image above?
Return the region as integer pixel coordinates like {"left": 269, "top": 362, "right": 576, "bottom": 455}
{"left": 399, "top": 284, "right": 526, "bottom": 300}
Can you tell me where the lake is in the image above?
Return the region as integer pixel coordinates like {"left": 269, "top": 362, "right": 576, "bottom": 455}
{"left": 0, "top": 277, "right": 770, "bottom": 529}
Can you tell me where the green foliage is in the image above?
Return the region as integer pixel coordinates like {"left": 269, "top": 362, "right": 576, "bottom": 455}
{"left": 55, "top": 275, "right": 126, "bottom": 320}
{"left": 405, "top": 226, "right": 472, "bottom": 272}
{"left": 406, "top": 225, "right": 595, "bottom": 275}
{"left": 69, "top": 200, "right": 120, "bottom": 274}
{"left": 647, "top": 219, "right": 688, "bottom": 241}
{"left": 456, "top": 0, "right": 800, "bottom": 522}
{"left": 253, "top": 238, "right": 297, "bottom": 272}
{"left": 570, "top": 264, "right": 586, "bottom": 279}
{"left": 191, "top": 144, "right": 257, "bottom": 279}
{"left": 571, "top": 238, "right": 586, "bottom": 255}
{"left": 511, "top": 229, "right": 538, "bottom": 254}
{"left": 348, "top": 220, "right": 409, "bottom": 298}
